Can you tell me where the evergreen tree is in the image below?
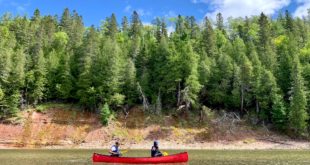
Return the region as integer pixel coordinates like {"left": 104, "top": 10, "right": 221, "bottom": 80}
{"left": 258, "top": 12, "right": 276, "bottom": 71}
{"left": 60, "top": 8, "right": 72, "bottom": 32}
{"left": 284, "top": 10, "right": 294, "bottom": 33}
{"left": 76, "top": 26, "right": 99, "bottom": 109}
{"left": 0, "top": 8, "right": 309, "bottom": 135}
{"left": 107, "top": 13, "right": 118, "bottom": 39}
{"left": 121, "top": 16, "right": 129, "bottom": 32}
{"left": 216, "top": 13, "right": 225, "bottom": 34}
{"left": 7, "top": 48, "right": 25, "bottom": 115}
{"left": 31, "top": 9, "right": 41, "bottom": 22}
{"left": 27, "top": 43, "right": 46, "bottom": 105}
{"left": 202, "top": 17, "right": 216, "bottom": 57}
{"left": 100, "top": 103, "right": 111, "bottom": 125}
{"left": 289, "top": 57, "right": 308, "bottom": 135}
{"left": 275, "top": 35, "right": 294, "bottom": 99}
{"left": 129, "top": 11, "right": 142, "bottom": 38}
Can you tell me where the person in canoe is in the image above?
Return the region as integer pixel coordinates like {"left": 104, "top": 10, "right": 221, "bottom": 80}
{"left": 151, "top": 140, "right": 163, "bottom": 157}
{"left": 109, "top": 141, "right": 121, "bottom": 157}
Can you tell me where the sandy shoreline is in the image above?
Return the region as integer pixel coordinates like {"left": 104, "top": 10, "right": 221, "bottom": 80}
{"left": 0, "top": 140, "right": 309, "bottom": 150}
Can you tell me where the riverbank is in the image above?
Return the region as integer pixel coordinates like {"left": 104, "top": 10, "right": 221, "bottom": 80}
{"left": 0, "top": 104, "right": 309, "bottom": 150}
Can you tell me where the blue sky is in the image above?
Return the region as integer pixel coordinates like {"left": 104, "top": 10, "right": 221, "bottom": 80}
{"left": 0, "top": 0, "right": 308, "bottom": 26}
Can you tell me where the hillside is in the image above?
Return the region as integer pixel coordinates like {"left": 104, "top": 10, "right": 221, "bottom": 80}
{"left": 1, "top": 8, "right": 310, "bottom": 138}
{"left": 0, "top": 103, "right": 308, "bottom": 149}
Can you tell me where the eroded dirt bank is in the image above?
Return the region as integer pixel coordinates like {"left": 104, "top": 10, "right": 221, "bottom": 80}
{"left": 0, "top": 107, "right": 309, "bottom": 149}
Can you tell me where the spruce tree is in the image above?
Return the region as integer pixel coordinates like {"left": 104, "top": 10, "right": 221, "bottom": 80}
{"left": 108, "top": 13, "right": 118, "bottom": 39}
{"left": 289, "top": 57, "right": 308, "bottom": 135}
{"left": 202, "top": 17, "right": 216, "bottom": 57}
{"left": 216, "top": 13, "right": 225, "bottom": 34}
{"left": 121, "top": 16, "right": 129, "bottom": 32}
{"left": 258, "top": 13, "right": 276, "bottom": 71}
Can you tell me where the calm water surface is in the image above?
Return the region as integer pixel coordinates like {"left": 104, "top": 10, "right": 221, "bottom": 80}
{"left": 0, "top": 149, "right": 310, "bottom": 165}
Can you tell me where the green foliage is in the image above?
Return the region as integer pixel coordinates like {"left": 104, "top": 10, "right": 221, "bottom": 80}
{"left": 109, "top": 93, "right": 125, "bottom": 107}
{"left": 289, "top": 57, "right": 308, "bottom": 135}
{"left": 0, "top": 88, "right": 4, "bottom": 101}
{"left": 0, "top": 8, "right": 309, "bottom": 135}
{"left": 100, "top": 103, "right": 112, "bottom": 126}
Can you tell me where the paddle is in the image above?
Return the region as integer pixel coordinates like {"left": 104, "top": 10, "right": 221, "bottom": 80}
{"left": 120, "top": 150, "right": 128, "bottom": 154}
{"left": 162, "top": 151, "right": 169, "bottom": 156}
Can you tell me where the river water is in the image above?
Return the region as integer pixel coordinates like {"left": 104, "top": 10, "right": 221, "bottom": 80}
{"left": 0, "top": 149, "right": 309, "bottom": 165}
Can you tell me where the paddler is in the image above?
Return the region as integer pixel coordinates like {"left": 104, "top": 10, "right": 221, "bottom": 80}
{"left": 109, "top": 141, "right": 121, "bottom": 157}
{"left": 151, "top": 140, "right": 163, "bottom": 157}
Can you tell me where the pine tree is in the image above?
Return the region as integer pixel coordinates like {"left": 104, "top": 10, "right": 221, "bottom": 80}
{"left": 121, "top": 16, "right": 129, "bottom": 32}
{"left": 216, "top": 13, "right": 225, "bottom": 34}
{"left": 129, "top": 11, "right": 142, "bottom": 38}
{"left": 123, "top": 58, "right": 137, "bottom": 105}
{"left": 207, "top": 53, "right": 234, "bottom": 107}
{"left": 107, "top": 13, "right": 118, "bottom": 39}
{"left": 7, "top": 48, "right": 25, "bottom": 114}
{"left": 60, "top": 8, "right": 72, "bottom": 32}
{"left": 289, "top": 57, "right": 308, "bottom": 135}
{"left": 275, "top": 35, "right": 293, "bottom": 100}
{"left": 257, "top": 70, "right": 282, "bottom": 122}
{"left": 128, "top": 11, "right": 142, "bottom": 59}
{"left": 0, "top": 25, "right": 14, "bottom": 116}
{"left": 248, "top": 42, "right": 263, "bottom": 115}
{"left": 239, "top": 54, "right": 253, "bottom": 112}
{"left": 31, "top": 9, "right": 41, "bottom": 22}
{"left": 70, "top": 10, "right": 84, "bottom": 48}
{"left": 189, "top": 16, "right": 199, "bottom": 39}
{"left": 154, "top": 17, "right": 162, "bottom": 42}
{"left": 202, "top": 17, "right": 216, "bottom": 57}
{"left": 284, "top": 10, "right": 294, "bottom": 33}
{"left": 161, "top": 18, "right": 168, "bottom": 39}
{"left": 26, "top": 42, "right": 46, "bottom": 105}
{"left": 76, "top": 26, "right": 99, "bottom": 109}
{"left": 99, "top": 38, "right": 124, "bottom": 104}
{"left": 182, "top": 42, "right": 201, "bottom": 108}
{"left": 100, "top": 103, "right": 112, "bottom": 125}
{"left": 258, "top": 12, "right": 276, "bottom": 71}
{"left": 53, "top": 32, "right": 72, "bottom": 99}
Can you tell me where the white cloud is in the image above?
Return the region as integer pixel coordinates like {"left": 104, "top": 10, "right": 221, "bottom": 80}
{"left": 196, "top": 0, "right": 291, "bottom": 20}
{"left": 293, "top": 0, "right": 310, "bottom": 18}
{"left": 10, "top": 1, "right": 30, "bottom": 15}
{"left": 124, "top": 5, "right": 131, "bottom": 12}
{"left": 167, "top": 25, "right": 175, "bottom": 35}
{"left": 137, "top": 9, "right": 151, "bottom": 17}
{"left": 192, "top": 0, "right": 198, "bottom": 3}
{"left": 16, "top": 6, "right": 25, "bottom": 13}
{"left": 142, "top": 22, "right": 152, "bottom": 26}
{"left": 165, "top": 10, "right": 177, "bottom": 18}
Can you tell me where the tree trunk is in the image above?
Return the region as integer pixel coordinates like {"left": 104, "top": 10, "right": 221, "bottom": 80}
{"left": 177, "top": 82, "right": 181, "bottom": 106}
{"left": 256, "top": 99, "right": 259, "bottom": 114}
{"left": 241, "top": 85, "right": 244, "bottom": 113}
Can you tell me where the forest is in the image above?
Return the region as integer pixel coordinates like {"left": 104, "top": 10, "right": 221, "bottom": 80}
{"left": 0, "top": 8, "right": 309, "bottom": 136}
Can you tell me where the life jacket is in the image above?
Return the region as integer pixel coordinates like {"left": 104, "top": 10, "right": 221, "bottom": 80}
{"left": 111, "top": 145, "right": 119, "bottom": 154}
{"left": 151, "top": 146, "right": 162, "bottom": 157}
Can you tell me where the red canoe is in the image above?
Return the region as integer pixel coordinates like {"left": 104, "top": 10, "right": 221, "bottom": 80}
{"left": 92, "top": 152, "right": 188, "bottom": 164}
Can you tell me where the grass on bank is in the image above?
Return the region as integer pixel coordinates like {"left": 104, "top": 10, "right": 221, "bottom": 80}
{"left": 35, "top": 102, "right": 76, "bottom": 112}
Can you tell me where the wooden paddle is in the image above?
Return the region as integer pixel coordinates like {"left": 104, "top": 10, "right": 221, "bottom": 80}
{"left": 162, "top": 151, "right": 169, "bottom": 156}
